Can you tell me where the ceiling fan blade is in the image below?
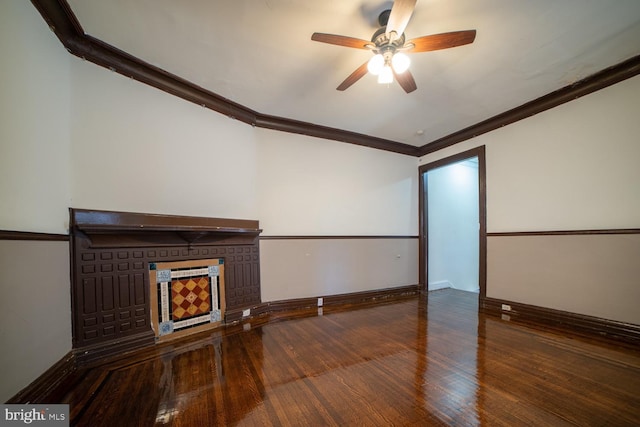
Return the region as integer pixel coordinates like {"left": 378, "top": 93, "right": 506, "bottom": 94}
{"left": 394, "top": 69, "right": 417, "bottom": 93}
{"left": 406, "top": 30, "right": 476, "bottom": 53}
{"left": 337, "top": 61, "right": 369, "bottom": 91}
{"left": 385, "top": 0, "right": 417, "bottom": 39}
{"left": 311, "top": 33, "right": 372, "bottom": 49}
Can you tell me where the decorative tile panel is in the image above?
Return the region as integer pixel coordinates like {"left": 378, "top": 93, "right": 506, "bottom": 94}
{"left": 149, "top": 259, "right": 224, "bottom": 338}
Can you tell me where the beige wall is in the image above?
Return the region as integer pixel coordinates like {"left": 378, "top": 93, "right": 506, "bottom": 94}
{"left": 261, "top": 238, "right": 418, "bottom": 302}
{"left": 488, "top": 234, "right": 640, "bottom": 324}
{"left": 0, "top": 1, "right": 72, "bottom": 234}
{"left": 69, "top": 59, "right": 259, "bottom": 221}
{"left": 483, "top": 75, "right": 640, "bottom": 232}
{"left": 420, "top": 75, "right": 640, "bottom": 232}
{"left": 255, "top": 129, "right": 418, "bottom": 236}
{"left": 0, "top": 1, "right": 73, "bottom": 402}
{"left": 0, "top": 241, "right": 72, "bottom": 402}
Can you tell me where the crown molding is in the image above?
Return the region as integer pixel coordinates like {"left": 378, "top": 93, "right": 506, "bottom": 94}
{"left": 30, "top": 1, "right": 640, "bottom": 158}
{"left": 29, "top": 0, "right": 419, "bottom": 157}
{"left": 418, "top": 54, "right": 640, "bottom": 156}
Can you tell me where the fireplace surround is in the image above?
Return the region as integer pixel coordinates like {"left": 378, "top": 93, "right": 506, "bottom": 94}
{"left": 70, "top": 209, "right": 261, "bottom": 363}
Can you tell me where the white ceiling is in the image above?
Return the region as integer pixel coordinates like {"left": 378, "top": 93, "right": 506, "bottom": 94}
{"left": 66, "top": 0, "right": 640, "bottom": 148}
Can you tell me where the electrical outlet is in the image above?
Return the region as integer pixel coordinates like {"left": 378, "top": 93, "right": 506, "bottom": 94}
{"left": 317, "top": 297, "right": 323, "bottom": 307}
{"left": 501, "top": 304, "right": 511, "bottom": 311}
{"left": 243, "top": 323, "right": 251, "bottom": 331}
{"left": 501, "top": 314, "right": 511, "bottom": 321}
{"left": 242, "top": 308, "right": 251, "bottom": 317}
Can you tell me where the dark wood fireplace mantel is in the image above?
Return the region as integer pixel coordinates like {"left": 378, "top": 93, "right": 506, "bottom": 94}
{"left": 70, "top": 209, "right": 262, "bottom": 363}
{"left": 72, "top": 209, "right": 261, "bottom": 248}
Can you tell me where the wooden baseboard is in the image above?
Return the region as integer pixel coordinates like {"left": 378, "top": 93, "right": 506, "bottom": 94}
{"left": 224, "top": 303, "right": 270, "bottom": 324}
{"left": 7, "top": 352, "right": 76, "bottom": 404}
{"left": 225, "top": 285, "right": 420, "bottom": 323}
{"left": 73, "top": 330, "right": 156, "bottom": 365}
{"left": 322, "top": 284, "right": 420, "bottom": 306}
{"left": 482, "top": 297, "right": 640, "bottom": 347}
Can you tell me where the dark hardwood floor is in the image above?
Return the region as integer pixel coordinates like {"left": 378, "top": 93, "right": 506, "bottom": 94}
{"left": 50, "top": 289, "right": 640, "bottom": 426}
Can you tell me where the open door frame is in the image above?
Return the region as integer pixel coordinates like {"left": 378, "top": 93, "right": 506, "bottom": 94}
{"left": 418, "top": 146, "right": 487, "bottom": 302}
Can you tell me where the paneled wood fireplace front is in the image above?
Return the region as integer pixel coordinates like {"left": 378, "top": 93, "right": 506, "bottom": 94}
{"left": 69, "top": 209, "right": 261, "bottom": 363}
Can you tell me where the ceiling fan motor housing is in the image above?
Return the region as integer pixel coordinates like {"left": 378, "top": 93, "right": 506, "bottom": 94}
{"left": 371, "top": 26, "right": 406, "bottom": 54}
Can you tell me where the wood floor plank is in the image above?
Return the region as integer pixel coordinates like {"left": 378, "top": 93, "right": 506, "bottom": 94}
{"left": 45, "top": 289, "right": 640, "bottom": 426}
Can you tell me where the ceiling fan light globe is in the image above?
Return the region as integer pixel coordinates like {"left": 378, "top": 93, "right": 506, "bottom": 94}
{"left": 378, "top": 65, "right": 394, "bottom": 84}
{"left": 367, "top": 54, "right": 384, "bottom": 75}
{"left": 392, "top": 52, "right": 411, "bottom": 74}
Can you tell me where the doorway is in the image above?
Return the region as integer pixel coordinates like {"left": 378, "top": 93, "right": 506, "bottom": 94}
{"left": 418, "top": 146, "right": 486, "bottom": 298}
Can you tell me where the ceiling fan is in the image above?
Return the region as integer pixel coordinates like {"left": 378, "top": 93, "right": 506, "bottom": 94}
{"left": 311, "top": 0, "right": 476, "bottom": 93}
